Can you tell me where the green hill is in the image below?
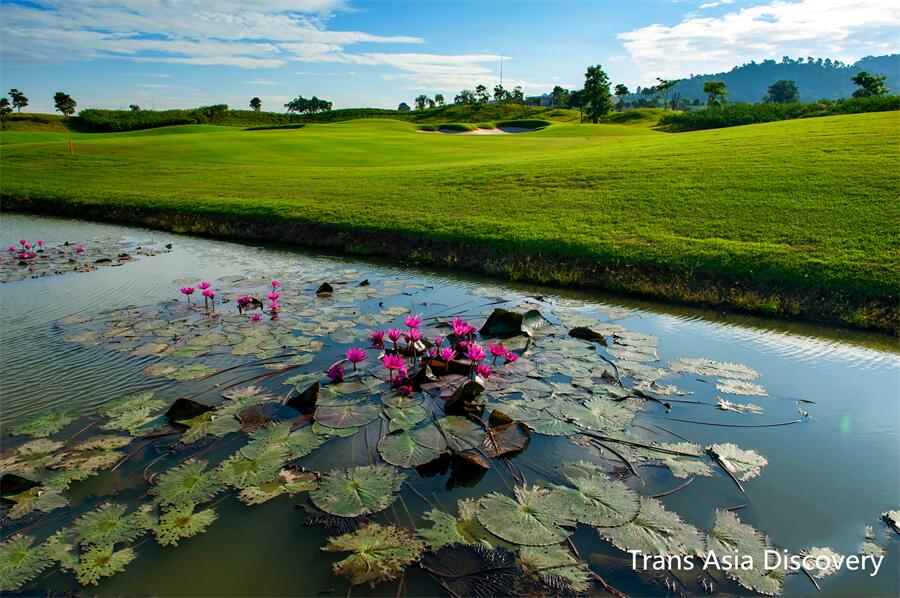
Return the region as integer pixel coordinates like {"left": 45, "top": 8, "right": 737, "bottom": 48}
{"left": 1, "top": 112, "right": 897, "bottom": 331}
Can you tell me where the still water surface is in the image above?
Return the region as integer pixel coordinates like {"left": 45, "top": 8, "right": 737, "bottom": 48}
{"left": 0, "top": 213, "right": 897, "bottom": 597}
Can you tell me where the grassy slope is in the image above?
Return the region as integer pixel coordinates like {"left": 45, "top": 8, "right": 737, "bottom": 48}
{"left": 1, "top": 113, "right": 897, "bottom": 330}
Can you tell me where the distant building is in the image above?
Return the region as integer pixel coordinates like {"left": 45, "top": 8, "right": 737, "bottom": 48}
{"left": 525, "top": 94, "right": 553, "bottom": 107}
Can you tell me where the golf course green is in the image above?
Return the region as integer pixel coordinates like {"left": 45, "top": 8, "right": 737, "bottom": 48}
{"left": 1, "top": 110, "right": 897, "bottom": 332}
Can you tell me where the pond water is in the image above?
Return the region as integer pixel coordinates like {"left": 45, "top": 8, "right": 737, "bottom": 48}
{"left": 1, "top": 212, "right": 897, "bottom": 597}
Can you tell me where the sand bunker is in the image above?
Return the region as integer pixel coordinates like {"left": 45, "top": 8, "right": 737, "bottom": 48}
{"left": 419, "top": 126, "right": 535, "bottom": 135}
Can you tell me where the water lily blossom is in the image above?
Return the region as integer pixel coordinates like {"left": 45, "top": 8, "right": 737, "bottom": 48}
{"left": 179, "top": 286, "right": 195, "bottom": 304}
{"left": 237, "top": 296, "right": 252, "bottom": 313}
{"left": 387, "top": 328, "right": 403, "bottom": 346}
{"left": 489, "top": 343, "right": 507, "bottom": 363}
{"left": 504, "top": 350, "right": 519, "bottom": 363}
{"left": 36, "top": 240, "right": 44, "bottom": 248}
{"left": 327, "top": 362, "right": 345, "bottom": 383}
{"left": 404, "top": 316, "right": 422, "bottom": 329}
{"left": 250, "top": 313, "right": 262, "bottom": 322}
{"left": 370, "top": 330, "right": 386, "bottom": 348}
{"left": 383, "top": 353, "right": 405, "bottom": 372}
{"left": 451, "top": 317, "right": 471, "bottom": 339}
{"left": 75, "top": 246, "right": 85, "bottom": 254}
{"left": 404, "top": 329, "right": 422, "bottom": 343}
{"left": 197, "top": 281, "right": 211, "bottom": 290}
{"left": 466, "top": 343, "right": 486, "bottom": 363}
{"left": 271, "top": 280, "right": 280, "bottom": 289}
{"left": 476, "top": 365, "right": 492, "bottom": 379}
{"left": 439, "top": 347, "right": 456, "bottom": 362}
{"left": 267, "top": 291, "right": 280, "bottom": 300}
{"left": 202, "top": 289, "right": 217, "bottom": 311}
{"left": 7, "top": 245, "right": 15, "bottom": 253}
{"left": 346, "top": 347, "right": 367, "bottom": 369}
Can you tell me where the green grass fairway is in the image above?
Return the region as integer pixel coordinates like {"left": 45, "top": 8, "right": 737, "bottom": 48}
{"left": 1, "top": 112, "right": 897, "bottom": 331}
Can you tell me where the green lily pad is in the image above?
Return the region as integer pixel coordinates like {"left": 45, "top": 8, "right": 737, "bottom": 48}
{"left": 477, "top": 485, "right": 576, "bottom": 546}
{"left": 73, "top": 503, "right": 155, "bottom": 546}
{"left": 152, "top": 459, "right": 224, "bottom": 507}
{"left": 0, "top": 535, "right": 53, "bottom": 591}
{"left": 74, "top": 544, "right": 136, "bottom": 586}
{"left": 418, "top": 509, "right": 468, "bottom": 550}
{"left": 155, "top": 503, "right": 219, "bottom": 547}
{"left": 214, "top": 445, "right": 289, "bottom": 489}
{"left": 434, "top": 416, "right": 484, "bottom": 451}
{"left": 707, "top": 509, "right": 785, "bottom": 596}
{"left": 314, "top": 403, "right": 380, "bottom": 429}
{"left": 597, "top": 496, "right": 705, "bottom": 557}
{"left": 707, "top": 443, "right": 768, "bottom": 481}
{"left": 237, "top": 468, "right": 319, "bottom": 506}
{"left": 559, "top": 398, "right": 634, "bottom": 432}
{"left": 560, "top": 471, "right": 640, "bottom": 527}
{"left": 310, "top": 464, "right": 405, "bottom": 517}
{"left": 9, "top": 410, "right": 74, "bottom": 438}
{"left": 520, "top": 544, "right": 592, "bottom": 594}
{"left": 378, "top": 430, "right": 444, "bottom": 468}
{"left": 385, "top": 404, "right": 427, "bottom": 432}
{"left": 323, "top": 523, "right": 425, "bottom": 587}
{"left": 669, "top": 358, "right": 760, "bottom": 380}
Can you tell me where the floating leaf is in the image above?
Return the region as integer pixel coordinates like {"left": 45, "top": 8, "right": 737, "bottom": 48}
{"left": 444, "top": 380, "right": 485, "bottom": 416}
{"left": 9, "top": 410, "right": 74, "bottom": 438}
{"left": 480, "top": 421, "right": 530, "bottom": 457}
{"left": 314, "top": 403, "right": 379, "bottom": 429}
{"left": 707, "top": 443, "right": 768, "bottom": 481}
{"left": 166, "top": 363, "right": 216, "bottom": 381}
{"left": 800, "top": 547, "right": 843, "bottom": 579}
{"left": 559, "top": 398, "right": 635, "bottom": 432}
{"left": 214, "top": 445, "right": 288, "bottom": 489}
{"left": 477, "top": 485, "right": 575, "bottom": 546}
{"left": 152, "top": 459, "right": 224, "bottom": 507}
{"left": 0, "top": 535, "right": 53, "bottom": 591}
{"left": 560, "top": 470, "right": 639, "bottom": 527}
{"left": 378, "top": 430, "right": 443, "bottom": 468}
{"left": 73, "top": 503, "right": 155, "bottom": 546}
{"left": 880, "top": 509, "right": 899, "bottom": 533}
{"left": 859, "top": 541, "right": 885, "bottom": 557}
{"left": 74, "top": 544, "right": 136, "bottom": 586}
{"left": 420, "top": 543, "right": 521, "bottom": 597}
{"left": 434, "top": 416, "right": 484, "bottom": 451}
{"left": 155, "top": 503, "right": 218, "bottom": 547}
{"left": 0, "top": 439, "right": 64, "bottom": 473}
{"left": 706, "top": 509, "right": 784, "bottom": 596}
{"left": 323, "top": 523, "right": 424, "bottom": 587}
{"left": 480, "top": 308, "right": 547, "bottom": 337}
{"left": 385, "top": 404, "right": 427, "bottom": 432}
{"left": 238, "top": 468, "right": 319, "bottom": 506}
{"left": 178, "top": 411, "right": 242, "bottom": 444}
{"left": 520, "top": 544, "right": 592, "bottom": 594}
{"left": 716, "top": 397, "right": 764, "bottom": 414}
{"left": 669, "top": 358, "right": 760, "bottom": 380}
{"left": 525, "top": 415, "right": 581, "bottom": 437}
{"left": 310, "top": 464, "right": 405, "bottom": 517}
{"left": 4, "top": 485, "right": 68, "bottom": 520}
{"left": 418, "top": 509, "right": 467, "bottom": 550}
{"left": 248, "top": 423, "right": 329, "bottom": 460}
{"left": 716, "top": 379, "right": 768, "bottom": 396}
{"left": 598, "top": 496, "right": 704, "bottom": 557}
{"left": 101, "top": 392, "right": 166, "bottom": 418}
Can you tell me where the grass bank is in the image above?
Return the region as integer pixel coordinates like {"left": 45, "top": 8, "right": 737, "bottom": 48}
{"left": 1, "top": 114, "right": 897, "bottom": 333}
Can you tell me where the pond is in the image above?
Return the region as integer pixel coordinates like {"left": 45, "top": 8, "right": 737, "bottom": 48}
{"left": 1, "top": 212, "right": 897, "bottom": 597}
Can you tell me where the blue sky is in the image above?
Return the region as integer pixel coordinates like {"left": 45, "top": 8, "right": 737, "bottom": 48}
{"left": 1, "top": 0, "right": 897, "bottom": 112}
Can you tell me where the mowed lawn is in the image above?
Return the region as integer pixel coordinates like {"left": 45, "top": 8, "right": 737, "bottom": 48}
{"left": 1, "top": 113, "right": 897, "bottom": 310}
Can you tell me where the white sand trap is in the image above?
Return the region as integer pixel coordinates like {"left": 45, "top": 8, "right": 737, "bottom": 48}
{"left": 419, "top": 126, "right": 535, "bottom": 135}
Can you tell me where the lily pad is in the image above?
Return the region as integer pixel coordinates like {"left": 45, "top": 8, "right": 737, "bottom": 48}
{"left": 520, "top": 544, "right": 592, "bottom": 594}
{"left": 559, "top": 397, "right": 635, "bottom": 432}
{"left": 0, "top": 535, "right": 53, "bottom": 591}
{"left": 155, "top": 502, "right": 218, "bottom": 547}
{"left": 74, "top": 544, "right": 137, "bottom": 586}
{"left": 385, "top": 404, "right": 427, "bottom": 432}
{"left": 598, "top": 496, "right": 705, "bottom": 557}
{"left": 480, "top": 421, "right": 531, "bottom": 457}
{"left": 418, "top": 509, "right": 468, "bottom": 550}
{"left": 480, "top": 308, "right": 548, "bottom": 338}
{"left": 716, "top": 379, "right": 768, "bottom": 396}
{"left": 800, "top": 546, "right": 843, "bottom": 579}
{"left": 238, "top": 468, "right": 319, "bottom": 506}
{"left": 9, "top": 410, "right": 74, "bottom": 438}
{"left": 214, "top": 445, "right": 289, "bottom": 489}
{"left": 378, "top": 430, "right": 444, "bottom": 468}
{"left": 706, "top": 509, "right": 785, "bottom": 596}
{"left": 314, "top": 403, "right": 380, "bottom": 429}
{"left": 707, "top": 443, "right": 768, "bottom": 481}
{"left": 420, "top": 543, "right": 521, "bottom": 598}
{"left": 669, "top": 358, "right": 760, "bottom": 380}
{"left": 322, "top": 523, "right": 424, "bottom": 587}
{"left": 310, "top": 464, "right": 405, "bottom": 517}
{"left": 152, "top": 459, "right": 224, "bottom": 507}
{"left": 477, "top": 485, "right": 576, "bottom": 546}
{"left": 560, "top": 471, "right": 640, "bottom": 527}
{"left": 73, "top": 503, "right": 155, "bottom": 546}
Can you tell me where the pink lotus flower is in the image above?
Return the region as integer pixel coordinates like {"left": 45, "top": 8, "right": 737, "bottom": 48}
{"left": 489, "top": 344, "right": 508, "bottom": 362}
{"left": 383, "top": 353, "right": 405, "bottom": 372}
{"left": 466, "top": 343, "right": 486, "bottom": 363}
{"left": 346, "top": 347, "right": 366, "bottom": 369}
{"left": 271, "top": 280, "right": 280, "bottom": 289}
{"left": 451, "top": 317, "right": 471, "bottom": 338}
{"left": 36, "top": 240, "right": 44, "bottom": 247}
{"left": 180, "top": 287, "right": 195, "bottom": 303}
{"left": 268, "top": 300, "right": 280, "bottom": 310}
{"left": 18, "top": 239, "right": 26, "bottom": 245}
{"left": 75, "top": 246, "right": 84, "bottom": 254}
{"left": 327, "top": 362, "right": 345, "bottom": 382}
{"left": 387, "top": 328, "right": 403, "bottom": 343}
{"left": 398, "top": 385, "right": 413, "bottom": 396}
{"left": 476, "top": 365, "right": 492, "bottom": 379}
{"left": 202, "top": 289, "right": 215, "bottom": 298}
{"left": 7, "top": 245, "right": 15, "bottom": 253}
{"left": 23, "top": 243, "right": 31, "bottom": 250}
{"left": 370, "top": 330, "right": 386, "bottom": 348}
{"left": 428, "top": 347, "right": 438, "bottom": 357}
{"left": 404, "top": 329, "right": 422, "bottom": 343}
{"left": 504, "top": 350, "right": 519, "bottom": 363}
{"left": 17, "top": 252, "right": 26, "bottom": 259}
{"left": 439, "top": 347, "right": 456, "bottom": 362}
{"left": 251, "top": 313, "right": 262, "bottom": 322}
{"left": 237, "top": 296, "right": 252, "bottom": 313}
{"left": 404, "top": 316, "right": 422, "bottom": 329}
{"left": 267, "top": 291, "right": 280, "bottom": 300}
{"left": 197, "top": 281, "right": 211, "bottom": 290}
{"left": 27, "top": 252, "right": 37, "bottom": 260}
{"left": 432, "top": 335, "right": 443, "bottom": 347}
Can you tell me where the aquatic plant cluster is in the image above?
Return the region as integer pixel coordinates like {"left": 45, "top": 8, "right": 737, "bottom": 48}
{"left": 0, "top": 236, "right": 171, "bottom": 283}
{"left": 1, "top": 269, "right": 896, "bottom": 595}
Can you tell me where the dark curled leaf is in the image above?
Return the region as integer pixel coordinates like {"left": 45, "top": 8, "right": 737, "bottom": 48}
{"left": 488, "top": 410, "right": 513, "bottom": 427}
{"left": 0, "top": 474, "right": 39, "bottom": 498}
{"left": 315, "top": 282, "right": 334, "bottom": 296}
{"left": 568, "top": 327, "right": 607, "bottom": 346}
{"left": 165, "top": 399, "right": 212, "bottom": 424}
{"left": 303, "top": 509, "right": 370, "bottom": 535}
{"left": 444, "top": 380, "right": 485, "bottom": 416}
{"left": 358, "top": 279, "right": 369, "bottom": 287}
{"left": 237, "top": 405, "right": 274, "bottom": 433}
{"left": 286, "top": 381, "right": 319, "bottom": 415}
{"left": 481, "top": 421, "right": 531, "bottom": 457}
{"left": 480, "top": 308, "right": 547, "bottom": 338}
{"left": 421, "top": 543, "right": 521, "bottom": 597}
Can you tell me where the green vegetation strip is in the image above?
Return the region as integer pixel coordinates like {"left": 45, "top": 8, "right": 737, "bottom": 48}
{"left": 1, "top": 113, "right": 897, "bottom": 332}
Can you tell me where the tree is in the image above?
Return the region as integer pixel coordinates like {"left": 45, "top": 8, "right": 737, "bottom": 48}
{"left": 582, "top": 64, "right": 613, "bottom": 123}
{"left": 454, "top": 89, "right": 475, "bottom": 105}
{"left": 9, "top": 89, "right": 28, "bottom": 112}
{"left": 129, "top": 104, "right": 141, "bottom": 111}
{"left": 851, "top": 71, "right": 889, "bottom": 98}
{"left": 510, "top": 86, "right": 524, "bottom": 104}
{"left": 703, "top": 81, "right": 727, "bottom": 107}
{"left": 655, "top": 78, "right": 677, "bottom": 110}
{"left": 414, "top": 94, "right": 429, "bottom": 110}
{"left": 613, "top": 84, "right": 629, "bottom": 110}
{"left": 474, "top": 84, "right": 489, "bottom": 104}
{"left": 398, "top": 102, "right": 411, "bottom": 111}
{"left": 493, "top": 84, "right": 508, "bottom": 103}
{"left": 53, "top": 92, "right": 76, "bottom": 117}
{"left": 764, "top": 80, "right": 799, "bottom": 103}
{"left": 249, "top": 97, "right": 262, "bottom": 111}
{"left": 434, "top": 94, "right": 445, "bottom": 107}
{"left": 0, "top": 97, "right": 11, "bottom": 125}
{"left": 284, "top": 95, "right": 331, "bottom": 114}
{"left": 551, "top": 85, "right": 569, "bottom": 108}
{"left": 566, "top": 89, "right": 584, "bottom": 108}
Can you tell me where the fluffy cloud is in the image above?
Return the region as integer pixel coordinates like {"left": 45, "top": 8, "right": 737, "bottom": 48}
{"left": 619, "top": 0, "right": 899, "bottom": 79}
{"left": 0, "top": 0, "right": 422, "bottom": 68}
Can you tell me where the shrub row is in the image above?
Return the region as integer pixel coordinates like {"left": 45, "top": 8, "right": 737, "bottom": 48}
{"left": 658, "top": 96, "right": 900, "bottom": 132}
{"left": 76, "top": 105, "right": 230, "bottom": 132}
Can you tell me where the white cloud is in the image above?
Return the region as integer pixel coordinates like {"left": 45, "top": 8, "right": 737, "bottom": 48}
{"left": 0, "top": 0, "right": 423, "bottom": 69}
{"left": 698, "top": 0, "right": 734, "bottom": 9}
{"left": 618, "top": 0, "right": 900, "bottom": 82}
{"left": 245, "top": 79, "right": 279, "bottom": 85}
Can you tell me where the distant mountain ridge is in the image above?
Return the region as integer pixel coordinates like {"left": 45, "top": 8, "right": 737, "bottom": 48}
{"left": 663, "top": 54, "right": 899, "bottom": 103}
